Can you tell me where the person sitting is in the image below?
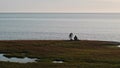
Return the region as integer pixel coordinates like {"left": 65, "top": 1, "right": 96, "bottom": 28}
{"left": 74, "top": 35, "right": 79, "bottom": 41}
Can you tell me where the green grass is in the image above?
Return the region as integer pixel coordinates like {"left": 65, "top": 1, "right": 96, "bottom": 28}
{"left": 0, "top": 40, "right": 119, "bottom": 68}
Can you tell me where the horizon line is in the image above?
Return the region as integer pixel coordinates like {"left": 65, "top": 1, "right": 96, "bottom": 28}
{"left": 0, "top": 12, "right": 120, "bottom": 14}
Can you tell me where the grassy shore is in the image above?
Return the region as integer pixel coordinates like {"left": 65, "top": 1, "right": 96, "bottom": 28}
{"left": 0, "top": 40, "right": 120, "bottom": 68}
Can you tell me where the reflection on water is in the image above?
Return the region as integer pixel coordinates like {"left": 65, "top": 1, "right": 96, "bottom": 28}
{"left": 0, "top": 54, "right": 37, "bottom": 63}
{"left": 117, "top": 45, "right": 120, "bottom": 47}
{"left": 52, "top": 61, "right": 64, "bottom": 63}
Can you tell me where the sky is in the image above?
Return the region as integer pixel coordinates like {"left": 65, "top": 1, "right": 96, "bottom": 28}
{"left": 0, "top": 0, "right": 120, "bottom": 13}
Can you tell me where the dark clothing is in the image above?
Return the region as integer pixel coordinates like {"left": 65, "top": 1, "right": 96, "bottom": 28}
{"left": 74, "top": 35, "right": 79, "bottom": 41}
{"left": 69, "top": 33, "right": 73, "bottom": 40}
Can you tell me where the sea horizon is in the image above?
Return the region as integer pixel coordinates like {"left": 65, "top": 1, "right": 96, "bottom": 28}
{"left": 1, "top": 12, "right": 120, "bottom": 14}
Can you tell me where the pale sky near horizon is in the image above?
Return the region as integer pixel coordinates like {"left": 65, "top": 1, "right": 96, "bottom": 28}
{"left": 0, "top": 0, "right": 120, "bottom": 13}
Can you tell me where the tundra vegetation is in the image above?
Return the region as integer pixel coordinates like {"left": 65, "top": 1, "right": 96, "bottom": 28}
{"left": 0, "top": 40, "right": 119, "bottom": 68}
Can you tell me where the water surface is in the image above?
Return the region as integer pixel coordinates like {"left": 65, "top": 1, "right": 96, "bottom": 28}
{"left": 0, "top": 13, "right": 120, "bottom": 41}
{"left": 0, "top": 54, "right": 37, "bottom": 63}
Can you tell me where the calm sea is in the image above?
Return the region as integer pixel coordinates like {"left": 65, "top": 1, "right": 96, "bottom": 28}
{"left": 0, "top": 13, "right": 120, "bottom": 41}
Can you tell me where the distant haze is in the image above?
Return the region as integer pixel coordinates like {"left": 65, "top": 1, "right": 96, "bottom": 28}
{"left": 0, "top": 0, "right": 120, "bottom": 13}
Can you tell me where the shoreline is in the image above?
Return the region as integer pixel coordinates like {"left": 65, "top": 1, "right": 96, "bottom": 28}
{"left": 0, "top": 39, "right": 119, "bottom": 44}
